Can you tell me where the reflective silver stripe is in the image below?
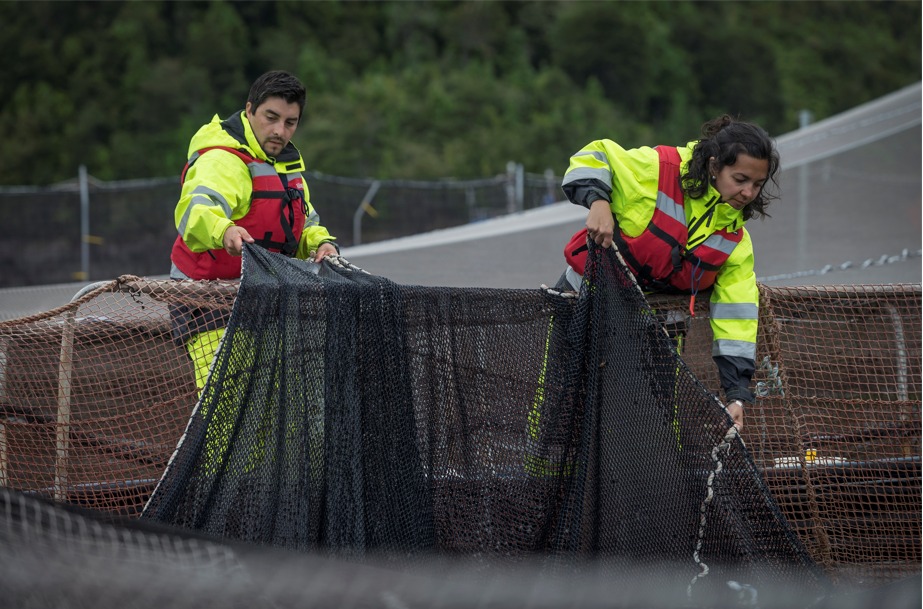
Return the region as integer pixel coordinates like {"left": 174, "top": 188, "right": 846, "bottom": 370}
{"left": 304, "top": 207, "right": 320, "bottom": 227}
{"left": 700, "top": 233, "right": 739, "bottom": 256}
{"left": 169, "top": 262, "right": 191, "bottom": 280}
{"left": 712, "top": 338, "right": 756, "bottom": 359}
{"left": 190, "top": 186, "right": 232, "bottom": 214}
{"left": 572, "top": 150, "right": 608, "bottom": 163}
{"left": 281, "top": 173, "right": 305, "bottom": 191}
{"left": 177, "top": 187, "right": 232, "bottom": 233}
{"left": 249, "top": 163, "right": 278, "bottom": 177}
{"left": 562, "top": 166, "right": 612, "bottom": 189}
{"left": 565, "top": 266, "right": 583, "bottom": 291}
{"left": 710, "top": 302, "right": 758, "bottom": 320}
{"left": 655, "top": 191, "right": 685, "bottom": 224}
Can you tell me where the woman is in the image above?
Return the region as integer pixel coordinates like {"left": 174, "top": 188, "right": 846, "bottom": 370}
{"left": 557, "top": 115, "right": 780, "bottom": 432}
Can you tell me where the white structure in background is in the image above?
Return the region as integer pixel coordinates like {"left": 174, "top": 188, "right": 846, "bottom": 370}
{"left": 0, "top": 83, "right": 920, "bottom": 321}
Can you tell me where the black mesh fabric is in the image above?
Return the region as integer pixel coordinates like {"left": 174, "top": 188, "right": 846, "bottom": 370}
{"left": 142, "top": 242, "right": 828, "bottom": 602}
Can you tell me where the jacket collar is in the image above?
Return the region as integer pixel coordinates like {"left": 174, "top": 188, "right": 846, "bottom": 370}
{"left": 677, "top": 143, "right": 746, "bottom": 233}
{"left": 220, "top": 110, "right": 304, "bottom": 169}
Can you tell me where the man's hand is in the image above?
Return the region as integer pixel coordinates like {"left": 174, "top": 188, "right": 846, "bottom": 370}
{"left": 726, "top": 399, "right": 745, "bottom": 432}
{"left": 313, "top": 242, "right": 338, "bottom": 263}
{"left": 222, "top": 225, "right": 254, "bottom": 256}
{"left": 586, "top": 199, "right": 615, "bottom": 248}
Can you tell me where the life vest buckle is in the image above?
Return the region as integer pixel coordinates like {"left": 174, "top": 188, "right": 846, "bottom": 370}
{"left": 670, "top": 245, "right": 684, "bottom": 274}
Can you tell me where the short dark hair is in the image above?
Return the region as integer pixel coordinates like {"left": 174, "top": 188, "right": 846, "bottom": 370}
{"left": 682, "top": 114, "right": 780, "bottom": 220}
{"left": 247, "top": 70, "right": 306, "bottom": 118}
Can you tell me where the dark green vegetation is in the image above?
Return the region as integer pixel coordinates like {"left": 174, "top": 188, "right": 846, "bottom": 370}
{"left": 0, "top": 0, "right": 919, "bottom": 185}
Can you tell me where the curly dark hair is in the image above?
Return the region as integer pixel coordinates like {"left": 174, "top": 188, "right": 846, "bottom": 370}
{"left": 681, "top": 114, "right": 780, "bottom": 220}
{"left": 247, "top": 70, "right": 307, "bottom": 118}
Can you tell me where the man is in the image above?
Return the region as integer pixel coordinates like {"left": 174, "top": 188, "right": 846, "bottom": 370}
{"left": 170, "top": 70, "right": 337, "bottom": 389}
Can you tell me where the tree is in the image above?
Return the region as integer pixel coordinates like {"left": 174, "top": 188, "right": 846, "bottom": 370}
{"left": 0, "top": 0, "right": 918, "bottom": 185}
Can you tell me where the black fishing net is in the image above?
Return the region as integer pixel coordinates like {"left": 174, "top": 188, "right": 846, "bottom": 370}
{"left": 139, "top": 241, "right": 828, "bottom": 603}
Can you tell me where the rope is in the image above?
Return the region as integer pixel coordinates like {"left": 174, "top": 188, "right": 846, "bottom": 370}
{"left": 755, "top": 356, "right": 785, "bottom": 398}
{"left": 687, "top": 423, "right": 739, "bottom": 599}
{"left": 757, "top": 248, "right": 922, "bottom": 283}
{"left": 325, "top": 254, "right": 370, "bottom": 274}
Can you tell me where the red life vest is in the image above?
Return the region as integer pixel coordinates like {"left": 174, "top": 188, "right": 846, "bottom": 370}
{"left": 564, "top": 146, "right": 743, "bottom": 295}
{"left": 171, "top": 146, "right": 307, "bottom": 280}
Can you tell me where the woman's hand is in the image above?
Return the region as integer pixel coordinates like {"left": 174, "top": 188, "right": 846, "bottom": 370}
{"left": 586, "top": 200, "right": 615, "bottom": 248}
{"left": 726, "top": 399, "right": 745, "bottom": 433}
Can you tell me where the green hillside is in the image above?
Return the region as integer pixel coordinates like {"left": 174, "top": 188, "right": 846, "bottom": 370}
{"left": 0, "top": 0, "right": 919, "bottom": 184}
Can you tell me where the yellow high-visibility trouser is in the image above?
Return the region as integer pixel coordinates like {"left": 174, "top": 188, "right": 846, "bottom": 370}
{"left": 187, "top": 328, "right": 241, "bottom": 474}
{"left": 186, "top": 328, "right": 324, "bottom": 479}
{"left": 525, "top": 308, "right": 686, "bottom": 476}
{"left": 187, "top": 328, "right": 224, "bottom": 391}
{"left": 186, "top": 328, "right": 269, "bottom": 475}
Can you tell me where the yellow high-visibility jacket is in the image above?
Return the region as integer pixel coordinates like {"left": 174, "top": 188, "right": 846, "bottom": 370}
{"left": 562, "top": 139, "right": 758, "bottom": 403}
{"left": 170, "top": 110, "right": 335, "bottom": 279}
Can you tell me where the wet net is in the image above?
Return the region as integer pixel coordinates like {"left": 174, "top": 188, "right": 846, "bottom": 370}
{"left": 0, "top": 243, "right": 919, "bottom": 607}
{"left": 141, "top": 244, "right": 815, "bottom": 587}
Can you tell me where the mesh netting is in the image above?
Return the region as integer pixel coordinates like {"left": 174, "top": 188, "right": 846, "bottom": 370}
{"left": 0, "top": 243, "right": 919, "bottom": 605}
{"left": 139, "top": 243, "right": 824, "bottom": 600}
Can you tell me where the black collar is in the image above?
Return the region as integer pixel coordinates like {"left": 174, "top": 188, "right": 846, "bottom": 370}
{"left": 220, "top": 110, "right": 300, "bottom": 164}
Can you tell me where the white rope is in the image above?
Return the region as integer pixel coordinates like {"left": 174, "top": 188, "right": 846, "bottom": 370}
{"left": 757, "top": 248, "right": 921, "bottom": 283}
{"left": 755, "top": 356, "right": 785, "bottom": 398}
{"left": 687, "top": 424, "right": 739, "bottom": 599}
{"left": 539, "top": 284, "right": 578, "bottom": 298}
{"left": 726, "top": 580, "right": 760, "bottom": 607}
{"left": 325, "top": 254, "right": 371, "bottom": 274}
